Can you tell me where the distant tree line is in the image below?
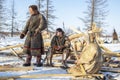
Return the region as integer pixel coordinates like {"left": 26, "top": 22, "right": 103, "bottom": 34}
{"left": 0, "top": 0, "right": 56, "bottom": 37}
{"left": 0, "top": 0, "right": 6, "bottom": 31}
{"left": 80, "top": 0, "right": 108, "bottom": 30}
{"left": 1, "top": 0, "right": 109, "bottom": 37}
{"left": 36, "top": 0, "right": 56, "bottom": 31}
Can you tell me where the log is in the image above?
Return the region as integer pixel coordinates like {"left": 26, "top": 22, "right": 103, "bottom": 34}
{"left": 53, "top": 59, "right": 75, "bottom": 64}
{"left": 103, "top": 52, "right": 120, "bottom": 57}
{"left": 101, "top": 67, "right": 120, "bottom": 73}
{"left": 0, "top": 66, "right": 33, "bottom": 71}
{"left": 0, "top": 73, "right": 104, "bottom": 79}
{"left": 13, "top": 50, "right": 23, "bottom": 55}
{"left": 42, "top": 34, "right": 51, "bottom": 39}
{"left": 42, "top": 30, "right": 52, "bottom": 36}
{"left": 69, "top": 27, "right": 83, "bottom": 34}
{"left": 108, "top": 63, "right": 119, "bottom": 68}
{"left": 89, "top": 23, "right": 102, "bottom": 33}
{"left": 10, "top": 48, "right": 25, "bottom": 61}
{"left": 0, "top": 44, "right": 25, "bottom": 61}
{"left": 72, "top": 42, "right": 86, "bottom": 75}
{"left": 99, "top": 44, "right": 112, "bottom": 52}
{"left": 19, "top": 74, "right": 104, "bottom": 78}
{"left": 44, "top": 42, "right": 50, "bottom": 47}
{"left": 71, "top": 41, "right": 83, "bottom": 52}
{"left": 69, "top": 34, "right": 84, "bottom": 41}
{"left": 99, "top": 44, "right": 120, "bottom": 57}
{"left": 0, "top": 78, "right": 15, "bottom": 80}
{"left": 0, "top": 44, "right": 23, "bottom": 51}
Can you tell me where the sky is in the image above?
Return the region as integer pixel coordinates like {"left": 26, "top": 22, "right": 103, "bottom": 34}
{"left": 6, "top": 0, "right": 120, "bottom": 35}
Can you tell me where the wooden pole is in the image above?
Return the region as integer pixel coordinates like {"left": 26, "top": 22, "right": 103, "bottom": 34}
{"left": 0, "top": 73, "right": 104, "bottom": 79}
{"left": 90, "top": 0, "right": 95, "bottom": 30}
{"left": 0, "top": 44, "right": 23, "bottom": 51}
{"left": 0, "top": 66, "right": 33, "bottom": 72}
{"left": 73, "top": 42, "right": 86, "bottom": 75}
{"left": 10, "top": 48, "right": 25, "bottom": 61}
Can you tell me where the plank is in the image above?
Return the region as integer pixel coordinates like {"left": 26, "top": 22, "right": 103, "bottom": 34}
{"left": 72, "top": 42, "right": 86, "bottom": 75}
{"left": 108, "top": 63, "right": 120, "bottom": 68}
{"left": 0, "top": 78, "right": 15, "bottom": 80}
{"left": 0, "top": 44, "right": 23, "bottom": 51}
{"left": 99, "top": 44, "right": 120, "bottom": 57}
{"left": 0, "top": 73, "right": 104, "bottom": 79}
{"left": 19, "top": 74, "right": 104, "bottom": 78}
{"left": 0, "top": 66, "right": 33, "bottom": 71}
{"left": 99, "top": 44, "right": 112, "bottom": 52}
{"left": 10, "top": 48, "right": 25, "bottom": 61}
{"left": 101, "top": 67, "right": 120, "bottom": 73}
{"left": 104, "top": 52, "right": 120, "bottom": 57}
{"left": 53, "top": 59, "right": 75, "bottom": 64}
{"left": 12, "top": 49, "right": 23, "bottom": 55}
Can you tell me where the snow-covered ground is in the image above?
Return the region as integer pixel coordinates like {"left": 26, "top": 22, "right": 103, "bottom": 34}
{"left": 0, "top": 36, "right": 120, "bottom": 80}
{"left": 0, "top": 37, "right": 72, "bottom": 80}
{"left": 104, "top": 43, "right": 120, "bottom": 52}
{"left": 0, "top": 36, "right": 24, "bottom": 47}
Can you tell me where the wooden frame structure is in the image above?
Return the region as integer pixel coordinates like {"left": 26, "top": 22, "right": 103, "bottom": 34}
{"left": 0, "top": 44, "right": 25, "bottom": 61}
{"left": 0, "top": 25, "right": 120, "bottom": 79}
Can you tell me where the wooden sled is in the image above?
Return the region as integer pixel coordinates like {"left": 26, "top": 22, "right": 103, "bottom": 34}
{"left": 67, "top": 42, "right": 104, "bottom": 79}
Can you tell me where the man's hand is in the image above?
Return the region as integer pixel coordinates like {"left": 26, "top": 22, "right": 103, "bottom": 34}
{"left": 20, "top": 33, "right": 25, "bottom": 39}
{"left": 57, "top": 46, "right": 64, "bottom": 50}
{"left": 56, "top": 46, "right": 61, "bottom": 50}
{"left": 34, "top": 28, "right": 40, "bottom": 36}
